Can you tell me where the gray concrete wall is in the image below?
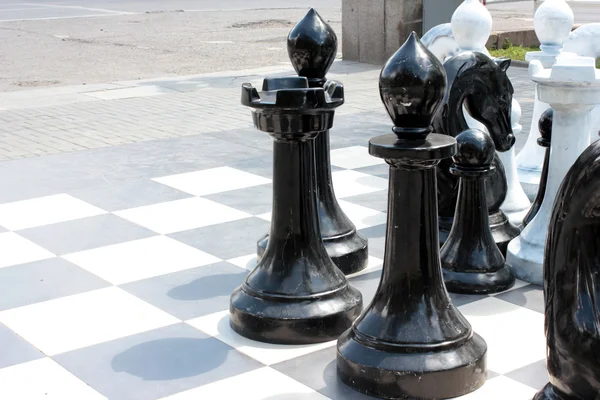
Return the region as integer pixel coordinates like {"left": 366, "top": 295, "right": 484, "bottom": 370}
{"left": 422, "top": 0, "right": 462, "bottom": 33}
{"left": 342, "top": 0, "right": 424, "bottom": 64}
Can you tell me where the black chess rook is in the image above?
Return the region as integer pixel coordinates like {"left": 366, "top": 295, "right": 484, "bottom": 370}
{"left": 256, "top": 8, "right": 369, "bottom": 275}
{"left": 523, "top": 108, "right": 553, "bottom": 227}
{"left": 336, "top": 32, "right": 487, "bottom": 399}
{"left": 440, "top": 128, "right": 515, "bottom": 294}
{"left": 230, "top": 76, "right": 363, "bottom": 345}
{"left": 535, "top": 139, "right": 600, "bottom": 400}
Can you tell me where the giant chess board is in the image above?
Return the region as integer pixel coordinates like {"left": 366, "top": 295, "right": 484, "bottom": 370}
{"left": 0, "top": 112, "right": 547, "bottom": 399}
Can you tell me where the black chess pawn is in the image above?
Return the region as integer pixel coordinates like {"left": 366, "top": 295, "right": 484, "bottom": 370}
{"left": 535, "top": 139, "right": 600, "bottom": 400}
{"left": 256, "top": 8, "right": 369, "bottom": 276}
{"left": 230, "top": 76, "right": 363, "bottom": 344}
{"left": 441, "top": 128, "right": 515, "bottom": 294}
{"left": 336, "top": 33, "right": 487, "bottom": 399}
{"left": 523, "top": 108, "right": 553, "bottom": 227}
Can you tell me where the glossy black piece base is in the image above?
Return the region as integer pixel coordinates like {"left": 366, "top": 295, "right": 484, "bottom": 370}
{"left": 489, "top": 210, "right": 520, "bottom": 256}
{"left": 230, "top": 283, "right": 362, "bottom": 344}
{"left": 442, "top": 265, "right": 514, "bottom": 294}
{"left": 337, "top": 329, "right": 488, "bottom": 399}
{"left": 257, "top": 230, "right": 368, "bottom": 276}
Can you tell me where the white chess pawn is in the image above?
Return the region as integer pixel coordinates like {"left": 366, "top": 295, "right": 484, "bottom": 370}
{"left": 517, "top": 0, "right": 575, "bottom": 198}
{"left": 497, "top": 100, "right": 531, "bottom": 225}
{"left": 451, "top": 0, "right": 531, "bottom": 225}
{"left": 507, "top": 55, "right": 600, "bottom": 285}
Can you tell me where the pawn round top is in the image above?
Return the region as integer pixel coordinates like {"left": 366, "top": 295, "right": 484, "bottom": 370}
{"left": 451, "top": 0, "right": 492, "bottom": 52}
{"left": 534, "top": 0, "right": 574, "bottom": 54}
{"left": 511, "top": 98, "right": 523, "bottom": 135}
{"left": 287, "top": 8, "right": 337, "bottom": 82}
{"left": 379, "top": 32, "right": 447, "bottom": 140}
{"left": 538, "top": 108, "right": 553, "bottom": 146}
{"left": 453, "top": 129, "right": 495, "bottom": 169}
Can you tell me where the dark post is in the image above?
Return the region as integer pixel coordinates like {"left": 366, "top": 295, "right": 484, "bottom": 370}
{"left": 535, "top": 139, "right": 600, "bottom": 400}
{"left": 336, "top": 32, "right": 487, "bottom": 399}
{"left": 256, "top": 8, "right": 369, "bottom": 276}
{"left": 523, "top": 108, "right": 553, "bottom": 227}
{"left": 230, "top": 77, "right": 363, "bottom": 344}
{"left": 441, "top": 128, "right": 515, "bottom": 294}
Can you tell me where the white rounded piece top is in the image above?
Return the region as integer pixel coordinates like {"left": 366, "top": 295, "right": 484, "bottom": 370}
{"left": 534, "top": 0, "right": 574, "bottom": 54}
{"left": 451, "top": 0, "right": 492, "bottom": 52}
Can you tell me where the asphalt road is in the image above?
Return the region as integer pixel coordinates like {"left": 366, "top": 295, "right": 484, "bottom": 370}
{"left": 0, "top": 0, "right": 341, "bottom": 91}
{"left": 0, "top": 0, "right": 341, "bottom": 21}
{"left": 0, "top": 0, "right": 532, "bottom": 92}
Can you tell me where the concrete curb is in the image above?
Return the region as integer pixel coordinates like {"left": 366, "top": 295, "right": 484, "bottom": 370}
{"left": 487, "top": 29, "right": 537, "bottom": 50}
{"left": 511, "top": 59, "right": 529, "bottom": 68}
{"left": 487, "top": 24, "right": 582, "bottom": 50}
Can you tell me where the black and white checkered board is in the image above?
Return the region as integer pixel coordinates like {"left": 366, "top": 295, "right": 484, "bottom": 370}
{"left": 0, "top": 117, "right": 547, "bottom": 400}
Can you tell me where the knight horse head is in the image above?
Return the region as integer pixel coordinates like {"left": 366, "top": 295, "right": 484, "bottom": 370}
{"left": 434, "top": 52, "right": 515, "bottom": 152}
{"left": 432, "top": 50, "right": 513, "bottom": 226}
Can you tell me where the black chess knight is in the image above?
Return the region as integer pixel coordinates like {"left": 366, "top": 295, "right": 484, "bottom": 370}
{"left": 432, "top": 51, "right": 519, "bottom": 255}
{"left": 336, "top": 33, "right": 487, "bottom": 399}
{"left": 441, "top": 128, "right": 515, "bottom": 294}
{"left": 230, "top": 76, "right": 362, "bottom": 344}
{"left": 256, "top": 8, "right": 369, "bottom": 276}
{"left": 535, "top": 139, "right": 600, "bottom": 400}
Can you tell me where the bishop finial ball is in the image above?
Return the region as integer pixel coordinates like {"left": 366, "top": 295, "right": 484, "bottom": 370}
{"left": 539, "top": 108, "right": 553, "bottom": 142}
{"left": 453, "top": 129, "right": 495, "bottom": 168}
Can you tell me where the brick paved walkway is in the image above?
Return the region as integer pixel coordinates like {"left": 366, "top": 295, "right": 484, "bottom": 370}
{"left": 0, "top": 61, "right": 534, "bottom": 161}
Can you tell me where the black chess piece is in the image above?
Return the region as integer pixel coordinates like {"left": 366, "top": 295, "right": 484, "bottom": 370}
{"left": 432, "top": 52, "right": 519, "bottom": 255}
{"left": 336, "top": 33, "right": 487, "bottom": 399}
{"left": 256, "top": 8, "right": 369, "bottom": 276}
{"left": 535, "top": 139, "right": 600, "bottom": 400}
{"left": 440, "top": 128, "right": 515, "bottom": 294}
{"left": 230, "top": 77, "right": 363, "bottom": 344}
{"left": 523, "top": 108, "right": 553, "bottom": 227}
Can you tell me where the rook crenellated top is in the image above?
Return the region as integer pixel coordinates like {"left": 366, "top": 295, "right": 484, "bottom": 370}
{"left": 241, "top": 76, "right": 344, "bottom": 137}
{"left": 242, "top": 76, "right": 343, "bottom": 110}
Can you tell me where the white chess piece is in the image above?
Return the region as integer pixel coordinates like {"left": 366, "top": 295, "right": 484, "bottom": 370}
{"left": 420, "top": 24, "right": 459, "bottom": 62}
{"left": 451, "top": 0, "right": 531, "bottom": 225}
{"left": 507, "top": 55, "right": 600, "bottom": 285}
{"left": 496, "top": 101, "right": 531, "bottom": 225}
{"left": 517, "top": 0, "right": 575, "bottom": 199}
{"left": 564, "top": 23, "right": 600, "bottom": 142}
{"left": 451, "top": 0, "right": 492, "bottom": 52}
